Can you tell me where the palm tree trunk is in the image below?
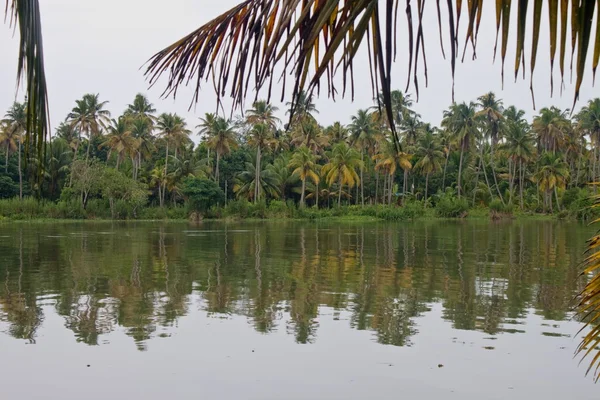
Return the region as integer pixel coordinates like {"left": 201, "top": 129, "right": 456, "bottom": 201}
{"left": 375, "top": 172, "right": 379, "bottom": 205}
{"left": 554, "top": 186, "right": 561, "bottom": 212}
{"left": 86, "top": 131, "right": 93, "bottom": 161}
{"left": 18, "top": 137, "right": 22, "bottom": 201}
{"left": 388, "top": 174, "right": 393, "bottom": 205}
{"left": 472, "top": 154, "right": 482, "bottom": 206}
{"left": 489, "top": 143, "right": 505, "bottom": 204}
{"left": 360, "top": 149, "right": 364, "bottom": 207}
{"left": 338, "top": 177, "right": 343, "bottom": 207}
{"left": 215, "top": 151, "right": 221, "bottom": 183}
{"left": 457, "top": 140, "right": 465, "bottom": 198}
{"left": 162, "top": 141, "right": 169, "bottom": 208}
{"left": 255, "top": 146, "right": 261, "bottom": 203}
{"left": 116, "top": 155, "right": 121, "bottom": 170}
{"left": 519, "top": 159, "right": 524, "bottom": 210}
{"left": 300, "top": 177, "right": 306, "bottom": 208}
{"left": 442, "top": 150, "right": 449, "bottom": 190}
{"left": 424, "top": 172, "right": 429, "bottom": 207}
{"left": 5, "top": 143, "right": 9, "bottom": 173}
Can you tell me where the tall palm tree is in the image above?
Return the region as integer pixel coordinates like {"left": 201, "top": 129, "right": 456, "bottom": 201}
{"left": 413, "top": 131, "right": 444, "bottom": 206}
{"left": 289, "top": 146, "right": 320, "bottom": 208}
{"left": 101, "top": 118, "right": 136, "bottom": 171}
{"left": 501, "top": 121, "right": 535, "bottom": 209}
{"left": 349, "top": 108, "right": 379, "bottom": 206}
{"left": 374, "top": 140, "right": 412, "bottom": 205}
{"left": 0, "top": 122, "right": 18, "bottom": 173}
{"left": 576, "top": 99, "right": 600, "bottom": 182}
{"left": 200, "top": 114, "right": 238, "bottom": 183}
{"left": 324, "top": 122, "right": 349, "bottom": 144}
{"left": 129, "top": 117, "right": 155, "bottom": 181}
{"left": 3, "top": 102, "right": 27, "bottom": 199}
{"left": 124, "top": 94, "right": 157, "bottom": 124}
{"left": 67, "top": 94, "right": 111, "bottom": 160}
{"left": 322, "top": 142, "right": 363, "bottom": 207}
{"left": 246, "top": 100, "right": 280, "bottom": 130}
{"left": 441, "top": 102, "right": 479, "bottom": 198}
{"left": 286, "top": 91, "right": 318, "bottom": 127}
{"left": 234, "top": 159, "right": 281, "bottom": 202}
{"left": 533, "top": 152, "right": 569, "bottom": 213}
{"left": 156, "top": 113, "right": 189, "bottom": 207}
{"left": 531, "top": 107, "right": 570, "bottom": 154}
{"left": 290, "top": 117, "right": 329, "bottom": 153}
{"left": 476, "top": 92, "right": 505, "bottom": 203}
{"left": 247, "top": 123, "right": 276, "bottom": 202}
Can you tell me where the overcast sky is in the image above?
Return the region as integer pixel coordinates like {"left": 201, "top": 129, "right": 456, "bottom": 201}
{"left": 1, "top": 0, "right": 597, "bottom": 136}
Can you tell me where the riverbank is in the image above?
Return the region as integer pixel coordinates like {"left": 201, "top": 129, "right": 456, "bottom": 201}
{"left": 0, "top": 199, "right": 573, "bottom": 223}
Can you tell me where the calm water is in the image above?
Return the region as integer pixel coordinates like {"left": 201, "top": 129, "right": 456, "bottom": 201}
{"left": 0, "top": 220, "right": 598, "bottom": 399}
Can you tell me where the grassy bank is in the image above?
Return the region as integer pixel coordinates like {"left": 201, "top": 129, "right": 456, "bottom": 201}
{"left": 0, "top": 197, "right": 591, "bottom": 223}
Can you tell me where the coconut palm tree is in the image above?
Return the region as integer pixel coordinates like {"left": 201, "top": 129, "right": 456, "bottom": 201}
{"left": 246, "top": 100, "right": 280, "bottom": 130}
{"left": 476, "top": 92, "right": 505, "bottom": 203}
{"left": 441, "top": 102, "right": 479, "bottom": 199}
{"left": 576, "top": 99, "right": 600, "bottom": 182}
{"left": 129, "top": 117, "right": 155, "bottom": 181}
{"left": 501, "top": 121, "right": 535, "bottom": 209}
{"left": 289, "top": 146, "right": 320, "bottom": 208}
{"left": 3, "top": 102, "right": 27, "bottom": 199}
{"left": 414, "top": 131, "right": 444, "bottom": 206}
{"left": 267, "top": 154, "right": 296, "bottom": 201}
{"left": 532, "top": 107, "right": 570, "bottom": 154}
{"left": 67, "top": 94, "right": 111, "bottom": 160}
{"left": 156, "top": 113, "right": 190, "bottom": 207}
{"left": 290, "top": 117, "right": 329, "bottom": 154}
{"left": 201, "top": 115, "right": 239, "bottom": 184}
{"left": 124, "top": 94, "right": 157, "bottom": 124}
{"left": 322, "top": 142, "right": 363, "bottom": 207}
{"left": 234, "top": 159, "right": 281, "bottom": 202}
{"left": 349, "top": 108, "right": 379, "bottom": 206}
{"left": 374, "top": 140, "right": 412, "bottom": 205}
{"left": 101, "top": 118, "right": 136, "bottom": 171}
{"left": 247, "top": 123, "right": 277, "bottom": 202}
{"left": 286, "top": 91, "right": 318, "bottom": 127}
{"left": 0, "top": 122, "right": 19, "bottom": 173}
{"left": 533, "top": 152, "right": 569, "bottom": 213}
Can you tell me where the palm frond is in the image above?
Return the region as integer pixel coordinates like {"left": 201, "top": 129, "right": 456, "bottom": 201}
{"left": 146, "top": 1, "right": 599, "bottom": 149}
{"left": 577, "top": 192, "right": 600, "bottom": 381}
{"left": 5, "top": 0, "right": 49, "bottom": 159}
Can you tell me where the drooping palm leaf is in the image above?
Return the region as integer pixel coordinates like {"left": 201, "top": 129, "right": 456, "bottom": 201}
{"left": 145, "top": 0, "right": 599, "bottom": 152}
{"left": 5, "top": 0, "right": 49, "bottom": 159}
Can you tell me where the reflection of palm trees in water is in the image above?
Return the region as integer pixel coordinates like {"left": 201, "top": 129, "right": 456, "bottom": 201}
{"left": 0, "top": 222, "right": 590, "bottom": 350}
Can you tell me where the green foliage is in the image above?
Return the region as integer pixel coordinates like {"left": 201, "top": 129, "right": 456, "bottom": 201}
{"left": 181, "top": 177, "right": 224, "bottom": 214}
{"left": 435, "top": 192, "right": 469, "bottom": 218}
{"left": 0, "top": 176, "right": 18, "bottom": 199}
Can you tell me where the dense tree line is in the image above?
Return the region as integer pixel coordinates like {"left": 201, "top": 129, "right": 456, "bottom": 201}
{"left": 1, "top": 91, "right": 599, "bottom": 219}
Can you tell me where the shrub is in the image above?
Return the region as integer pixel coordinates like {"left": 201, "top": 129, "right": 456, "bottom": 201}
{"left": 224, "top": 199, "right": 249, "bottom": 218}
{"left": 435, "top": 192, "right": 469, "bottom": 218}
{"left": 249, "top": 200, "right": 267, "bottom": 218}
{"left": 181, "top": 177, "right": 224, "bottom": 214}
{"left": 267, "top": 200, "right": 290, "bottom": 218}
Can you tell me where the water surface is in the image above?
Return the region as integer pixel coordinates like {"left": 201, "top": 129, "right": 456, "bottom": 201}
{"left": 0, "top": 220, "right": 597, "bottom": 399}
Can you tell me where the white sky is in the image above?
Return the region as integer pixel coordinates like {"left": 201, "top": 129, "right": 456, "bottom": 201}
{"left": 1, "top": 0, "right": 598, "bottom": 136}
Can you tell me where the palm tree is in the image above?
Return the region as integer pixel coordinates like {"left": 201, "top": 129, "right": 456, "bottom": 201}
{"left": 0, "top": 122, "right": 18, "bottom": 173}
{"left": 324, "top": 122, "right": 349, "bottom": 144}
{"left": 501, "top": 121, "right": 535, "bottom": 209}
{"left": 322, "top": 142, "right": 363, "bottom": 207}
{"left": 67, "top": 94, "right": 111, "bottom": 160}
{"left": 349, "top": 109, "right": 379, "bottom": 206}
{"left": 156, "top": 113, "right": 189, "bottom": 207}
{"left": 476, "top": 92, "right": 505, "bottom": 203}
{"left": 290, "top": 117, "right": 328, "bottom": 153}
{"left": 289, "top": 146, "right": 320, "bottom": 208}
{"left": 101, "top": 118, "right": 136, "bottom": 171}
{"left": 414, "top": 132, "right": 444, "bottom": 206}
{"left": 200, "top": 115, "right": 238, "bottom": 184}
{"left": 129, "top": 118, "right": 155, "bottom": 181}
{"left": 247, "top": 123, "right": 276, "bottom": 202}
{"left": 576, "top": 99, "right": 600, "bottom": 182}
{"left": 532, "top": 107, "right": 570, "bottom": 154}
{"left": 533, "top": 152, "right": 569, "bottom": 213}
{"left": 246, "top": 100, "right": 280, "bottom": 130}
{"left": 234, "top": 159, "right": 281, "bottom": 202}
{"left": 267, "top": 155, "right": 296, "bottom": 201}
{"left": 124, "top": 94, "right": 157, "bottom": 124}
{"left": 374, "top": 140, "right": 412, "bottom": 205}
{"left": 44, "top": 138, "right": 72, "bottom": 199}
{"left": 286, "top": 91, "right": 318, "bottom": 127}
{"left": 441, "top": 102, "right": 479, "bottom": 198}
{"left": 3, "top": 102, "right": 27, "bottom": 199}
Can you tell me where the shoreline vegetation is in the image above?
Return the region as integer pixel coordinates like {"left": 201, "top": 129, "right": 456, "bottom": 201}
{"left": 2, "top": 92, "right": 600, "bottom": 225}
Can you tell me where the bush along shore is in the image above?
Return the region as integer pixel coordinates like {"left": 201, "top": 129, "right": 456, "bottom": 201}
{"left": 2, "top": 91, "right": 600, "bottom": 223}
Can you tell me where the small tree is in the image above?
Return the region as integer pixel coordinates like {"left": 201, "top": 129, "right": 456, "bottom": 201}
{"left": 182, "top": 177, "right": 224, "bottom": 214}
{"left": 100, "top": 168, "right": 148, "bottom": 218}
{"left": 70, "top": 159, "right": 103, "bottom": 208}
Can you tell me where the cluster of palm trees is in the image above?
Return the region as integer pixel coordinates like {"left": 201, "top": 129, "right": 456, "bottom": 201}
{"left": 1, "top": 91, "right": 599, "bottom": 212}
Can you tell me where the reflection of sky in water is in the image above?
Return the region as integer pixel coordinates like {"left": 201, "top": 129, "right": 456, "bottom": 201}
{"left": 0, "top": 220, "right": 597, "bottom": 399}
